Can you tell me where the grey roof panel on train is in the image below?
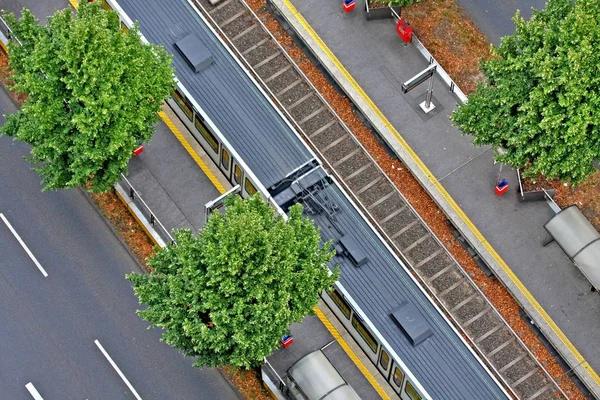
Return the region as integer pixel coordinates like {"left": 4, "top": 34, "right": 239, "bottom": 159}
{"left": 308, "top": 183, "right": 507, "bottom": 400}
{"left": 116, "top": 0, "right": 313, "bottom": 188}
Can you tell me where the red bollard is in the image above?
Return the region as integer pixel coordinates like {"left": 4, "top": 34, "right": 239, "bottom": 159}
{"left": 343, "top": 0, "right": 355, "bottom": 12}
{"left": 495, "top": 179, "right": 508, "bottom": 195}
{"left": 133, "top": 144, "right": 144, "bottom": 156}
{"left": 396, "top": 19, "right": 413, "bottom": 43}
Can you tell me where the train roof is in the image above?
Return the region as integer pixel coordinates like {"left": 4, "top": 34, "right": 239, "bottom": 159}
{"left": 116, "top": 0, "right": 314, "bottom": 189}
{"left": 294, "top": 170, "right": 507, "bottom": 399}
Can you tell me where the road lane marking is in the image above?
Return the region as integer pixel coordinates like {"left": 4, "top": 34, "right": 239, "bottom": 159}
{"left": 94, "top": 340, "right": 143, "bottom": 400}
{"left": 0, "top": 213, "right": 48, "bottom": 278}
{"left": 25, "top": 382, "right": 44, "bottom": 400}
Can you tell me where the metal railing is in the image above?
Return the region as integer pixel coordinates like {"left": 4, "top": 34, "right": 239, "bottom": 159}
{"left": 0, "top": 14, "right": 22, "bottom": 47}
{"left": 119, "top": 173, "right": 175, "bottom": 245}
{"left": 262, "top": 357, "right": 288, "bottom": 394}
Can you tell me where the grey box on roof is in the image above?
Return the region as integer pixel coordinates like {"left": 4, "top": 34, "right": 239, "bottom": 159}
{"left": 391, "top": 301, "right": 433, "bottom": 346}
{"left": 174, "top": 34, "right": 213, "bottom": 73}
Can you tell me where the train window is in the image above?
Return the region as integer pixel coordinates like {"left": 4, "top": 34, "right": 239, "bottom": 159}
{"left": 393, "top": 367, "right": 404, "bottom": 387}
{"left": 351, "top": 315, "right": 378, "bottom": 353}
{"left": 404, "top": 382, "right": 422, "bottom": 400}
{"left": 329, "top": 289, "right": 351, "bottom": 319}
{"left": 221, "top": 149, "right": 230, "bottom": 171}
{"left": 245, "top": 178, "right": 257, "bottom": 196}
{"left": 234, "top": 165, "right": 242, "bottom": 184}
{"left": 102, "top": 0, "right": 112, "bottom": 10}
{"left": 194, "top": 114, "right": 219, "bottom": 153}
{"left": 172, "top": 90, "right": 193, "bottom": 121}
{"left": 378, "top": 349, "right": 390, "bottom": 371}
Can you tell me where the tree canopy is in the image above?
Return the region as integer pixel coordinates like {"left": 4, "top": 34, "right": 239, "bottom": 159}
{"left": 451, "top": 0, "right": 600, "bottom": 184}
{"left": 127, "top": 195, "right": 338, "bottom": 369}
{"left": 1, "top": 2, "right": 174, "bottom": 192}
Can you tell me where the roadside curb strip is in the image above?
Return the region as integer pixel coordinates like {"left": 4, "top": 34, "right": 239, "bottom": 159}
{"left": 114, "top": 183, "right": 167, "bottom": 249}
{"left": 271, "top": 0, "right": 600, "bottom": 396}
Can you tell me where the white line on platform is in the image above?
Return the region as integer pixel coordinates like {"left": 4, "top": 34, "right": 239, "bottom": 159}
{"left": 0, "top": 213, "right": 48, "bottom": 278}
{"left": 25, "top": 382, "right": 44, "bottom": 400}
{"left": 94, "top": 340, "right": 143, "bottom": 400}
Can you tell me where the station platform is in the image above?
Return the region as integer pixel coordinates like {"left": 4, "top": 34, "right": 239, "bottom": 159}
{"left": 262, "top": 299, "right": 382, "bottom": 400}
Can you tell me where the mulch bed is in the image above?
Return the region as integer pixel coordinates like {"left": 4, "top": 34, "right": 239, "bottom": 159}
{"left": 244, "top": 0, "right": 585, "bottom": 397}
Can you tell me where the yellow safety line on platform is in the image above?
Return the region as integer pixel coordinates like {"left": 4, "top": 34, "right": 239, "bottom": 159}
{"left": 158, "top": 111, "right": 226, "bottom": 195}
{"left": 313, "top": 306, "right": 390, "bottom": 400}
{"left": 282, "top": 0, "right": 600, "bottom": 386}
{"left": 68, "top": 0, "right": 79, "bottom": 10}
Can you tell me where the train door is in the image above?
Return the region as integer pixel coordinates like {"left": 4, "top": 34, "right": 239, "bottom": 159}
{"left": 387, "top": 363, "right": 422, "bottom": 400}
{"left": 232, "top": 161, "right": 243, "bottom": 187}
{"left": 388, "top": 362, "right": 405, "bottom": 395}
{"left": 220, "top": 147, "right": 232, "bottom": 181}
{"left": 376, "top": 348, "right": 393, "bottom": 382}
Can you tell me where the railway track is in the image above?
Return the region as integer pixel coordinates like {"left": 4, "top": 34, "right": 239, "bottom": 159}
{"left": 192, "top": 0, "right": 566, "bottom": 398}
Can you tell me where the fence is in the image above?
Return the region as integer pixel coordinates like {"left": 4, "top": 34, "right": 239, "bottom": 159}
{"left": 118, "top": 173, "right": 175, "bottom": 245}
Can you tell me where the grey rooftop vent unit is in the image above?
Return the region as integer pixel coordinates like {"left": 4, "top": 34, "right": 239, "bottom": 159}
{"left": 174, "top": 34, "right": 213, "bottom": 73}
{"left": 391, "top": 301, "right": 433, "bottom": 346}
{"left": 338, "top": 235, "right": 367, "bottom": 267}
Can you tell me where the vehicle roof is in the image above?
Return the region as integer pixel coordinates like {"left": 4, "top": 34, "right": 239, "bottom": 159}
{"left": 116, "top": 0, "right": 313, "bottom": 188}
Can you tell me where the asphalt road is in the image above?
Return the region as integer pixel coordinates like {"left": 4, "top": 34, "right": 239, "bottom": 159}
{"left": 0, "top": 0, "right": 69, "bottom": 21}
{"left": 455, "top": 0, "right": 548, "bottom": 46}
{"left": 0, "top": 86, "right": 239, "bottom": 399}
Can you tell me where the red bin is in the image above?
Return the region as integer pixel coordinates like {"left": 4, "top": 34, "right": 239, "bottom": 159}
{"left": 396, "top": 19, "right": 413, "bottom": 43}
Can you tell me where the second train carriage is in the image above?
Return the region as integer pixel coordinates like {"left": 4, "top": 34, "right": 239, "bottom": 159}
{"left": 105, "top": 0, "right": 511, "bottom": 398}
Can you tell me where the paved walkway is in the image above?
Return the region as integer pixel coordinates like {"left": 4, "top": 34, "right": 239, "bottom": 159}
{"left": 272, "top": 0, "right": 600, "bottom": 395}
{"left": 123, "top": 106, "right": 228, "bottom": 236}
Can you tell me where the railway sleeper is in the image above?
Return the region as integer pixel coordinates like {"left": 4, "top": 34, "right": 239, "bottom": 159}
{"left": 393, "top": 222, "right": 428, "bottom": 250}
{"left": 405, "top": 235, "right": 442, "bottom": 265}
{"left": 279, "top": 83, "right": 313, "bottom": 109}
{"left": 384, "top": 209, "right": 416, "bottom": 239}
{"left": 455, "top": 296, "right": 489, "bottom": 327}
{"left": 245, "top": 44, "right": 280, "bottom": 68}
{"left": 289, "top": 95, "right": 326, "bottom": 121}
{"left": 430, "top": 269, "right": 463, "bottom": 294}
{"left": 222, "top": 15, "right": 255, "bottom": 38}
{"left": 210, "top": 3, "right": 247, "bottom": 25}
{"left": 333, "top": 148, "right": 370, "bottom": 177}
{"left": 513, "top": 371, "right": 553, "bottom": 400}
{"left": 209, "top": 0, "right": 235, "bottom": 14}
{"left": 311, "top": 124, "right": 347, "bottom": 150}
{"left": 371, "top": 193, "right": 405, "bottom": 221}
{"left": 506, "top": 356, "right": 539, "bottom": 387}
{"left": 347, "top": 165, "right": 382, "bottom": 193}
{"left": 525, "top": 383, "right": 556, "bottom": 400}
{"left": 308, "top": 120, "right": 337, "bottom": 139}
{"left": 358, "top": 179, "right": 395, "bottom": 206}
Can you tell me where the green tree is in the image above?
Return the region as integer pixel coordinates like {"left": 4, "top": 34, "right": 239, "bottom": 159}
{"left": 1, "top": 2, "right": 174, "bottom": 192}
{"left": 127, "top": 195, "right": 338, "bottom": 369}
{"left": 451, "top": 0, "right": 600, "bottom": 184}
